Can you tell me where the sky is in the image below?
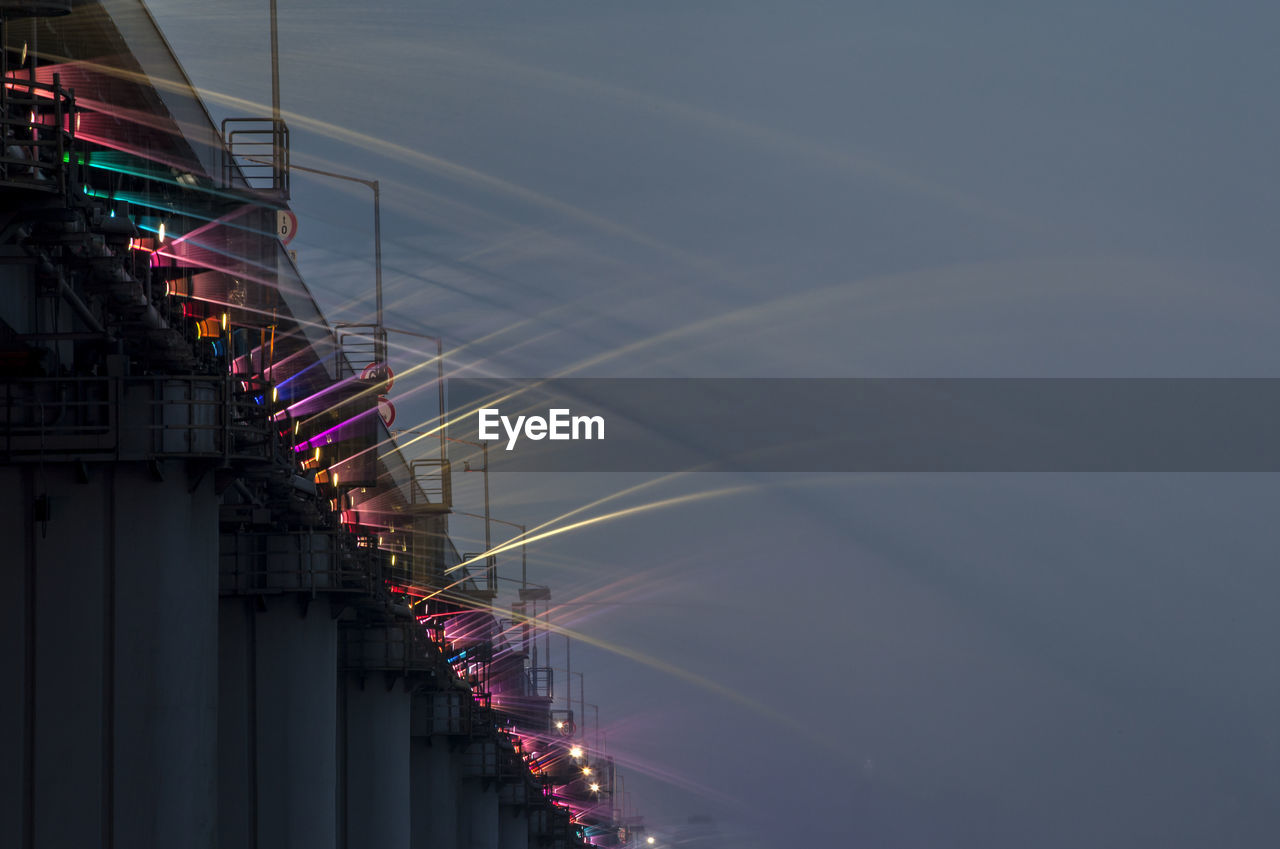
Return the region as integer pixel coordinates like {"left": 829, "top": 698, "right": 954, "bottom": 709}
{"left": 144, "top": 2, "right": 1280, "bottom": 846}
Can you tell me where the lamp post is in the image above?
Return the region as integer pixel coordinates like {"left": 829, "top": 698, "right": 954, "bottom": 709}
{"left": 454, "top": 511, "right": 526, "bottom": 588}
{"left": 448, "top": 436, "right": 494, "bottom": 596}
{"left": 571, "top": 671, "right": 586, "bottom": 742}
{"left": 584, "top": 702, "right": 602, "bottom": 753}
{"left": 279, "top": 161, "right": 384, "bottom": 366}
{"left": 362, "top": 327, "right": 448, "bottom": 461}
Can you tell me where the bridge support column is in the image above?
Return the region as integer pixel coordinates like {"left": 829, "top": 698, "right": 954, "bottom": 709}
{"left": 498, "top": 804, "right": 530, "bottom": 849}
{"left": 112, "top": 462, "right": 219, "bottom": 849}
{"left": 218, "top": 596, "right": 338, "bottom": 849}
{"left": 0, "top": 461, "right": 218, "bottom": 849}
{"left": 459, "top": 777, "right": 501, "bottom": 849}
{"left": 409, "top": 735, "right": 460, "bottom": 849}
{"left": 343, "top": 673, "right": 411, "bottom": 848}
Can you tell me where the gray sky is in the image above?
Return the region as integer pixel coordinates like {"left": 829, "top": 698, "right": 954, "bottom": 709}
{"left": 148, "top": 1, "right": 1280, "bottom": 845}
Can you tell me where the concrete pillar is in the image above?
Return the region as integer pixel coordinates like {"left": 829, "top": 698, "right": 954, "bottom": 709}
{"left": 410, "top": 737, "right": 459, "bottom": 849}
{"left": 498, "top": 805, "right": 530, "bottom": 849}
{"left": 459, "top": 778, "right": 500, "bottom": 849}
{"left": 219, "top": 596, "right": 339, "bottom": 849}
{"left": 0, "top": 466, "right": 31, "bottom": 846}
{"left": 256, "top": 599, "right": 338, "bottom": 849}
{"left": 217, "top": 597, "right": 256, "bottom": 849}
{"left": 112, "top": 462, "right": 219, "bottom": 849}
{"left": 0, "top": 459, "right": 218, "bottom": 849}
{"left": 31, "top": 463, "right": 112, "bottom": 848}
{"left": 343, "top": 674, "right": 411, "bottom": 849}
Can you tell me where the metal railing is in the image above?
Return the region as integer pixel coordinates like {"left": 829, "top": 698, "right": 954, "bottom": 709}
{"left": 335, "top": 323, "right": 387, "bottom": 380}
{"left": 530, "top": 667, "right": 555, "bottom": 701}
{"left": 415, "top": 688, "right": 475, "bottom": 737}
{"left": 221, "top": 117, "right": 289, "bottom": 197}
{"left": 1, "top": 71, "right": 77, "bottom": 195}
{"left": 0, "top": 374, "right": 285, "bottom": 463}
{"left": 340, "top": 620, "right": 439, "bottom": 674}
{"left": 219, "top": 527, "right": 381, "bottom": 596}
{"left": 409, "top": 457, "right": 452, "bottom": 510}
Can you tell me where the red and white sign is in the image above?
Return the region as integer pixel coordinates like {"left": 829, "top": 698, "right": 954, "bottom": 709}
{"left": 277, "top": 209, "right": 299, "bottom": 244}
{"left": 377, "top": 396, "right": 396, "bottom": 427}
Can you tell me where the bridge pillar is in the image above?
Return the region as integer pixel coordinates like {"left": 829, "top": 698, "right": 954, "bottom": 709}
{"left": 459, "top": 777, "right": 501, "bottom": 849}
{"left": 112, "top": 462, "right": 219, "bottom": 849}
{"left": 409, "top": 732, "right": 460, "bottom": 849}
{"left": 342, "top": 672, "right": 411, "bottom": 848}
{"left": 218, "top": 596, "right": 338, "bottom": 849}
{"left": 498, "top": 804, "right": 531, "bottom": 849}
{"left": 0, "top": 460, "right": 218, "bottom": 849}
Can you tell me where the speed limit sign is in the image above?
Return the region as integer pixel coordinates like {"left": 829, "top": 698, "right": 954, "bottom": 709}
{"left": 277, "top": 209, "right": 299, "bottom": 244}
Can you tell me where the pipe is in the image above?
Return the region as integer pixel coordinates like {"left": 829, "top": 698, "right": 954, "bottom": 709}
{"left": 232, "top": 479, "right": 261, "bottom": 507}
{"left": 56, "top": 272, "right": 106, "bottom": 335}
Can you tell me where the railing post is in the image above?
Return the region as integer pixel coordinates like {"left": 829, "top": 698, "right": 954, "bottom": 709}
{"left": 221, "top": 374, "right": 230, "bottom": 467}
{"left": 52, "top": 73, "right": 63, "bottom": 196}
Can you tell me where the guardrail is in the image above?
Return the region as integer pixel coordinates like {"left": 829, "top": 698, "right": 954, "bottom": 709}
{"left": 219, "top": 527, "right": 382, "bottom": 596}
{"left": 221, "top": 117, "right": 289, "bottom": 197}
{"left": 0, "top": 374, "right": 287, "bottom": 464}
{"left": 340, "top": 620, "right": 440, "bottom": 674}
{"left": 409, "top": 457, "right": 452, "bottom": 510}
{"left": 1, "top": 71, "right": 78, "bottom": 196}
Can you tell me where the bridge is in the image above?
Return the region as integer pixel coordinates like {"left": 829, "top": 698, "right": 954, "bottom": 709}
{"left": 0, "top": 2, "right": 645, "bottom": 847}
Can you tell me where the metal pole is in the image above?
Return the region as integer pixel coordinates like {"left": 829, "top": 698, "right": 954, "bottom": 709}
{"left": 372, "top": 179, "right": 384, "bottom": 366}
{"left": 271, "top": 163, "right": 383, "bottom": 361}
{"left": 482, "top": 441, "right": 493, "bottom": 595}
{"left": 269, "top": 0, "right": 280, "bottom": 125}
{"left": 586, "top": 703, "right": 600, "bottom": 753}
{"left": 577, "top": 673, "right": 586, "bottom": 743}
{"left": 377, "top": 329, "right": 447, "bottom": 462}
{"left": 268, "top": 0, "right": 282, "bottom": 193}
{"left": 435, "top": 335, "right": 446, "bottom": 461}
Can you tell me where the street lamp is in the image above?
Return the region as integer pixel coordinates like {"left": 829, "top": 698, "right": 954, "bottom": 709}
{"left": 360, "top": 326, "right": 448, "bottom": 459}
{"left": 455, "top": 436, "right": 494, "bottom": 596}
{"left": 584, "top": 702, "right": 602, "bottom": 753}
{"left": 454, "top": 510, "right": 526, "bottom": 588}
{"left": 278, "top": 161, "right": 385, "bottom": 366}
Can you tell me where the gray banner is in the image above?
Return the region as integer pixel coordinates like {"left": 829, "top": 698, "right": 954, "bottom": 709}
{"left": 443, "top": 379, "right": 1280, "bottom": 472}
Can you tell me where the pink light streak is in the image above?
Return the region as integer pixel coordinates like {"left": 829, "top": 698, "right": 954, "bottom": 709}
{"left": 292, "top": 406, "right": 378, "bottom": 452}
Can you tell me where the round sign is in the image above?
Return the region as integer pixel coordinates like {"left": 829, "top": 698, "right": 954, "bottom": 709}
{"left": 277, "top": 209, "right": 299, "bottom": 244}
{"left": 361, "top": 362, "right": 394, "bottom": 392}
{"left": 378, "top": 395, "right": 396, "bottom": 428}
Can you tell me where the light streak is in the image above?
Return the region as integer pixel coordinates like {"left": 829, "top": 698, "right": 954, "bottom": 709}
{"left": 444, "top": 486, "right": 751, "bottom": 576}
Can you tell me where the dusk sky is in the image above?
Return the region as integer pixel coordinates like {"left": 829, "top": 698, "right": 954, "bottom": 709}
{"left": 147, "top": 1, "right": 1280, "bottom": 845}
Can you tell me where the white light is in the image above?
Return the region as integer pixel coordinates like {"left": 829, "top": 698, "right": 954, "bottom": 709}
{"left": 589, "top": 782, "right": 600, "bottom": 793}
{"left": 647, "top": 838, "right": 656, "bottom": 845}
{"left": 555, "top": 721, "right": 566, "bottom": 730}
{"left": 157, "top": 222, "right": 165, "bottom": 243}
{"left": 581, "top": 766, "right": 592, "bottom": 776}
{"left": 569, "top": 746, "right": 583, "bottom": 759}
